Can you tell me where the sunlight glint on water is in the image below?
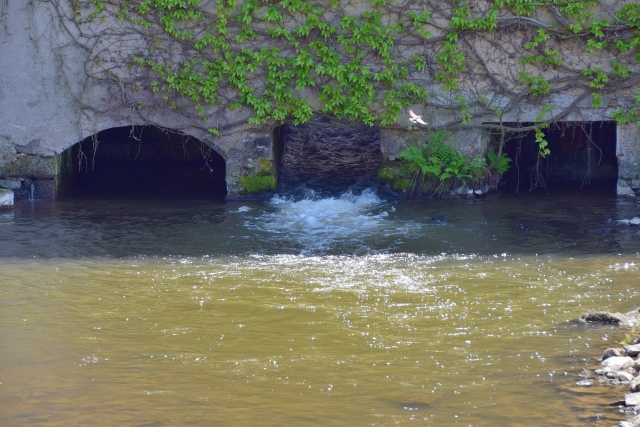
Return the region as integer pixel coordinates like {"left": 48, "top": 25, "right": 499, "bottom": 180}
{"left": 0, "top": 191, "right": 638, "bottom": 426}
{"left": 1, "top": 254, "right": 639, "bottom": 426}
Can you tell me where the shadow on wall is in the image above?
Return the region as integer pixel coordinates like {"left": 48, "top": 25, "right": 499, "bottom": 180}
{"left": 274, "top": 121, "right": 382, "bottom": 195}
{"left": 59, "top": 126, "right": 227, "bottom": 199}
{"left": 496, "top": 121, "right": 618, "bottom": 193}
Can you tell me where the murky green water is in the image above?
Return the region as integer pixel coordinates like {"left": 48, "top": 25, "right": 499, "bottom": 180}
{"left": 0, "top": 192, "right": 638, "bottom": 426}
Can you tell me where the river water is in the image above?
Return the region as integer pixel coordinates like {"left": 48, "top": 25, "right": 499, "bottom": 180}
{"left": 0, "top": 191, "right": 639, "bottom": 426}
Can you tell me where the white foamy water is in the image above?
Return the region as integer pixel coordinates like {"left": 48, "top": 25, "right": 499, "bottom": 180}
{"left": 247, "top": 189, "right": 422, "bottom": 253}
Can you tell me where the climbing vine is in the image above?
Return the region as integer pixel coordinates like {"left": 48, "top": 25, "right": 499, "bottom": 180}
{"left": 53, "top": 0, "right": 640, "bottom": 158}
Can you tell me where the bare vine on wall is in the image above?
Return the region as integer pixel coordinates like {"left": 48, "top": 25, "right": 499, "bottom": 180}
{"left": 44, "top": 0, "right": 640, "bottom": 169}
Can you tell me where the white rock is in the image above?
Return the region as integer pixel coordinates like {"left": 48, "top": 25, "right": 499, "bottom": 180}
{"left": 630, "top": 376, "right": 640, "bottom": 392}
{"left": 621, "top": 415, "right": 640, "bottom": 427}
{"left": 621, "top": 417, "right": 640, "bottom": 427}
{"left": 630, "top": 217, "right": 640, "bottom": 226}
{"left": 626, "top": 393, "right": 640, "bottom": 407}
{"left": 602, "top": 356, "right": 635, "bottom": 370}
{"left": 0, "top": 188, "right": 14, "bottom": 206}
{"left": 617, "top": 371, "right": 635, "bottom": 382}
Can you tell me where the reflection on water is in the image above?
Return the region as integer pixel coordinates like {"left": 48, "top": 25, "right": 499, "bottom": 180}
{"left": 0, "top": 191, "right": 638, "bottom": 426}
{"left": 0, "top": 191, "right": 637, "bottom": 258}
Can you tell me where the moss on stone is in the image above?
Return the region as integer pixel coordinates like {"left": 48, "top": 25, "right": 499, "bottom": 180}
{"left": 239, "top": 174, "right": 275, "bottom": 193}
{"left": 257, "top": 157, "right": 272, "bottom": 175}
{"left": 238, "top": 157, "right": 276, "bottom": 193}
{"left": 391, "top": 178, "right": 411, "bottom": 191}
{"left": 378, "top": 167, "right": 395, "bottom": 182}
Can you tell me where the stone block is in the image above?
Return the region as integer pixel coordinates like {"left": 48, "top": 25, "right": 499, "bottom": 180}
{"left": 0, "top": 154, "right": 58, "bottom": 178}
{"left": 380, "top": 128, "right": 423, "bottom": 160}
{"left": 0, "top": 188, "right": 14, "bottom": 206}
{"left": 618, "top": 181, "right": 638, "bottom": 197}
{"left": 0, "top": 178, "right": 21, "bottom": 189}
{"left": 13, "top": 179, "right": 56, "bottom": 201}
{"left": 617, "top": 124, "right": 640, "bottom": 181}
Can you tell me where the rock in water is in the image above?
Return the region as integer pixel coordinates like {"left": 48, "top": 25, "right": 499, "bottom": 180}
{"left": 602, "top": 356, "right": 635, "bottom": 370}
{"left": 617, "top": 371, "right": 634, "bottom": 382}
{"left": 626, "top": 344, "right": 640, "bottom": 357}
{"left": 625, "top": 393, "right": 640, "bottom": 407}
{"left": 579, "top": 308, "right": 640, "bottom": 326}
{"left": 603, "top": 348, "right": 622, "bottom": 360}
{"left": 621, "top": 414, "right": 640, "bottom": 427}
{"left": 580, "top": 311, "right": 626, "bottom": 324}
{"left": 630, "top": 376, "right": 640, "bottom": 393}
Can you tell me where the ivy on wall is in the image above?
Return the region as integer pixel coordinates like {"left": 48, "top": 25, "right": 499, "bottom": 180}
{"left": 70, "top": 0, "right": 640, "bottom": 157}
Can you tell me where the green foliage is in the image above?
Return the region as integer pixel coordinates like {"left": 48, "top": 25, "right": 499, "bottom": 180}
{"left": 385, "top": 130, "right": 492, "bottom": 196}
{"left": 391, "top": 178, "right": 411, "bottom": 191}
{"left": 378, "top": 167, "right": 395, "bottom": 182}
{"left": 81, "top": 0, "right": 640, "bottom": 147}
{"left": 619, "top": 325, "right": 638, "bottom": 348}
{"left": 516, "top": 72, "right": 551, "bottom": 97}
{"left": 435, "top": 33, "right": 466, "bottom": 90}
{"left": 239, "top": 156, "right": 275, "bottom": 193}
{"left": 612, "top": 108, "right": 639, "bottom": 125}
{"left": 534, "top": 105, "right": 554, "bottom": 157}
{"left": 257, "top": 157, "right": 272, "bottom": 174}
{"left": 239, "top": 175, "right": 276, "bottom": 193}
{"left": 486, "top": 151, "right": 512, "bottom": 174}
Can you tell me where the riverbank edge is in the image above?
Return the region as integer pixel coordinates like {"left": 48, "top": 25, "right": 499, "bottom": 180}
{"left": 579, "top": 308, "right": 640, "bottom": 427}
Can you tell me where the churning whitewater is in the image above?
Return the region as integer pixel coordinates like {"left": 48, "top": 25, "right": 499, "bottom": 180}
{"left": 244, "top": 189, "right": 424, "bottom": 254}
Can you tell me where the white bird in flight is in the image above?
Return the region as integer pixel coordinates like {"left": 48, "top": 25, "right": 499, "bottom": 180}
{"left": 409, "top": 110, "right": 428, "bottom": 125}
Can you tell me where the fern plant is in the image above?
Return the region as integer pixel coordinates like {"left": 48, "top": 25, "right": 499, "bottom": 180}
{"left": 486, "top": 151, "right": 512, "bottom": 174}
{"left": 395, "top": 130, "right": 483, "bottom": 196}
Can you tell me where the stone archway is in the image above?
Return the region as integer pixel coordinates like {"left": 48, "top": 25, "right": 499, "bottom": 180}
{"left": 58, "top": 126, "right": 227, "bottom": 199}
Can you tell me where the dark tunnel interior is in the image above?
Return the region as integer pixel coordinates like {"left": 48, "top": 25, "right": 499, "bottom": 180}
{"left": 59, "top": 126, "right": 227, "bottom": 199}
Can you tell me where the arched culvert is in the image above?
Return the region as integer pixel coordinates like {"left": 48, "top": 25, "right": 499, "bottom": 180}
{"left": 58, "top": 126, "right": 227, "bottom": 198}
{"left": 275, "top": 121, "right": 382, "bottom": 194}
{"left": 494, "top": 121, "right": 618, "bottom": 193}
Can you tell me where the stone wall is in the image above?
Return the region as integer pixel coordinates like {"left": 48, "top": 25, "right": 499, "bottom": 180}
{"left": 618, "top": 125, "right": 640, "bottom": 196}
{"left": 0, "top": 0, "right": 639, "bottom": 201}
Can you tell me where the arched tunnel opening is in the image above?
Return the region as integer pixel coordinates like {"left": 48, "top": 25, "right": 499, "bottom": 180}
{"left": 58, "top": 126, "right": 227, "bottom": 199}
{"left": 494, "top": 121, "right": 618, "bottom": 193}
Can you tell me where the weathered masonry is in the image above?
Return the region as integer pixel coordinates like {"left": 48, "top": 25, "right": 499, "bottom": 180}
{"left": 1, "top": 0, "right": 640, "bottom": 202}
